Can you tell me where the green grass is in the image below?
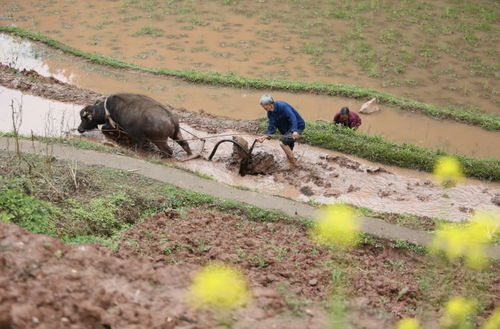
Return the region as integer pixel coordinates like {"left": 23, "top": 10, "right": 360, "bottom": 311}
{"left": 132, "top": 25, "right": 162, "bottom": 37}
{"left": 0, "top": 131, "right": 137, "bottom": 156}
{"left": 1, "top": 26, "right": 499, "bottom": 131}
{"left": 0, "top": 182, "right": 57, "bottom": 235}
{"left": 260, "top": 121, "right": 500, "bottom": 181}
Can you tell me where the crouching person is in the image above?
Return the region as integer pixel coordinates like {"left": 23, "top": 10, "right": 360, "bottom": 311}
{"left": 333, "top": 106, "right": 362, "bottom": 130}
{"left": 256, "top": 95, "right": 305, "bottom": 169}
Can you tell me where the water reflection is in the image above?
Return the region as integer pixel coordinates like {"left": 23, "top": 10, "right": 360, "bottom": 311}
{"left": 0, "top": 33, "right": 74, "bottom": 83}
{"left": 0, "top": 86, "right": 80, "bottom": 137}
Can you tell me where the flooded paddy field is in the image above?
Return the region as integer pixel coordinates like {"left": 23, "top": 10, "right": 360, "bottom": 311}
{"left": 1, "top": 33, "right": 500, "bottom": 159}
{"left": 1, "top": 0, "right": 498, "bottom": 113}
{"left": 1, "top": 84, "right": 499, "bottom": 222}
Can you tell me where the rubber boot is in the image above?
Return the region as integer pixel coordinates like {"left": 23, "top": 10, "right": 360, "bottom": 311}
{"left": 279, "top": 142, "right": 296, "bottom": 169}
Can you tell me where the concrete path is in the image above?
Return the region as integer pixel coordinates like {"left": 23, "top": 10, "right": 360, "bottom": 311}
{"left": 1, "top": 137, "right": 499, "bottom": 259}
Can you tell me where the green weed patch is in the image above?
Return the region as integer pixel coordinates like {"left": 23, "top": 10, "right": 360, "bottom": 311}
{"left": 0, "top": 180, "right": 56, "bottom": 235}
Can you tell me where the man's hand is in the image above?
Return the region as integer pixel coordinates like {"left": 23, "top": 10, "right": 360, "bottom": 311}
{"left": 256, "top": 136, "right": 267, "bottom": 143}
{"left": 292, "top": 131, "right": 300, "bottom": 140}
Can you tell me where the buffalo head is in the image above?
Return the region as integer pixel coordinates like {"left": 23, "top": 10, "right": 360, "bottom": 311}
{"left": 77, "top": 105, "right": 100, "bottom": 133}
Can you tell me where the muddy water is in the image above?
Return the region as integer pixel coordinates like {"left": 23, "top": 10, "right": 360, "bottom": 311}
{"left": 0, "top": 87, "right": 80, "bottom": 137}
{"left": 1, "top": 34, "right": 500, "bottom": 159}
{"left": 1, "top": 0, "right": 498, "bottom": 113}
{"left": 0, "top": 87, "right": 498, "bottom": 222}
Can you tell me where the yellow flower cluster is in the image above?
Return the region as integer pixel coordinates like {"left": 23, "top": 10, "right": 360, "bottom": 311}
{"left": 188, "top": 262, "right": 250, "bottom": 311}
{"left": 310, "top": 204, "right": 359, "bottom": 249}
{"left": 430, "top": 210, "right": 499, "bottom": 269}
{"left": 440, "top": 296, "right": 475, "bottom": 329}
{"left": 396, "top": 317, "right": 422, "bottom": 329}
{"left": 433, "top": 156, "right": 464, "bottom": 187}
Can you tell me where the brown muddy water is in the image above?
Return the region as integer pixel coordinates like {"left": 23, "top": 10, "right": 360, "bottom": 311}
{"left": 1, "top": 33, "right": 500, "bottom": 159}
{"left": 1, "top": 0, "right": 498, "bottom": 113}
{"left": 0, "top": 87, "right": 80, "bottom": 137}
{"left": 1, "top": 87, "right": 499, "bottom": 222}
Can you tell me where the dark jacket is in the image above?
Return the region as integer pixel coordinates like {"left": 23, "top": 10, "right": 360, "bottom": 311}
{"left": 265, "top": 101, "right": 306, "bottom": 135}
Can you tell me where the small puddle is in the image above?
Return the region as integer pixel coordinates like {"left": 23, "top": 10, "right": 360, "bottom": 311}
{"left": 1, "top": 33, "right": 500, "bottom": 159}
{"left": 0, "top": 87, "right": 498, "bottom": 222}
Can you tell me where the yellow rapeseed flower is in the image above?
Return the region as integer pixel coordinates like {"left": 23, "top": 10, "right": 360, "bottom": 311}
{"left": 396, "top": 317, "right": 422, "bottom": 329}
{"left": 189, "top": 262, "right": 250, "bottom": 311}
{"left": 468, "top": 211, "right": 500, "bottom": 244}
{"left": 311, "top": 204, "right": 359, "bottom": 249}
{"left": 440, "top": 296, "right": 475, "bottom": 329}
{"left": 433, "top": 156, "right": 463, "bottom": 187}
{"left": 464, "top": 244, "right": 488, "bottom": 270}
{"left": 483, "top": 309, "right": 500, "bottom": 329}
{"left": 430, "top": 210, "right": 499, "bottom": 270}
{"left": 430, "top": 224, "right": 467, "bottom": 261}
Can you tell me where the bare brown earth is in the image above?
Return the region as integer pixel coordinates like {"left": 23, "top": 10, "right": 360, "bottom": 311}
{"left": 0, "top": 220, "right": 329, "bottom": 329}
{"left": 116, "top": 209, "right": 428, "bottom": 315}
{"left": 2, "top": 204, "right": 498, "bottom": 328}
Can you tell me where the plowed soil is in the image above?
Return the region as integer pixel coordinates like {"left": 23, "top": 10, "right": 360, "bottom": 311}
{"left": 2, "top": 205, "right": 498, "bottom": 328}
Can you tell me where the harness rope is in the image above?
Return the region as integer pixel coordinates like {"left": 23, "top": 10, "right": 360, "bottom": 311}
{"left": 103, "top": 96, "right": 115, "bottom": 127}
{"left": 76, "top": 127, "right": 299, "bottom": 143}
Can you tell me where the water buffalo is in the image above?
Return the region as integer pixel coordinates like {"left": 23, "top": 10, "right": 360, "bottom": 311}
{"left": 77, "top": 93, "right": 192, "bottom": 156}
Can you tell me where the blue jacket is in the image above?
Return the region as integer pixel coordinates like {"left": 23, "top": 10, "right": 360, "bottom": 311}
{"left": 265, "top": 101, "right": 305, "bottom": 135}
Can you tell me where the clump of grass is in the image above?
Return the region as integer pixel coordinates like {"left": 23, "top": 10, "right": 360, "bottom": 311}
{"left": 132, "top": 25, "right": 162, "bottom": 37}
{"left": 0, "top": 181, "right": 56, "bottom": 235}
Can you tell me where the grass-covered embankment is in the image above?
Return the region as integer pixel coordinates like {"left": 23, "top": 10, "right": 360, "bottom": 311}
{"left": 0, "top": 152, "right": 301, "bottom": 249}
{"left": 1, "top": 151, "right": 498, "bottom": 324}
{"left": 1, "top": 25, "right": 499, "bottom": 131}
{"left": 261, "top": 120, "right": 500, "bottom": 181}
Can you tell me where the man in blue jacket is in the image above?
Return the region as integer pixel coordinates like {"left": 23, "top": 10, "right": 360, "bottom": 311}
{"left": 256, "top": 95, "right": 306, "bottom": 169}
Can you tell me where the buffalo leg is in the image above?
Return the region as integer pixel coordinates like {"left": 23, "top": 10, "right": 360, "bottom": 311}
{"left": 152, "top": 139, "right": 173, "bottom": 157}
{"left": 174, "top": 130, "right": 192, "bottom": 155}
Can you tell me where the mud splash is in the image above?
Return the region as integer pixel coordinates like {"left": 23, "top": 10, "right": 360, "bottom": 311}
{"left": 1, "top": 34, "right": 500, "bottom": 158}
